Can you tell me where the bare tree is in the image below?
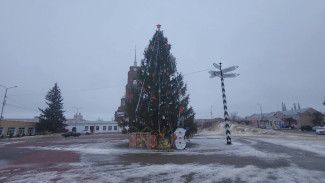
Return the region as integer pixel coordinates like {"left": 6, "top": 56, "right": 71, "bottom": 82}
{"left": 282, "top": 102, "right": 287, "bottom": 111}
{"left": 230, "top": 112, "right": 240, "bottom": 122}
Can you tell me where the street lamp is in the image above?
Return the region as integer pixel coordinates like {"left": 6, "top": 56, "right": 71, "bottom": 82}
{"left": 0, "top": 84, "right": 18, "bottom": 120}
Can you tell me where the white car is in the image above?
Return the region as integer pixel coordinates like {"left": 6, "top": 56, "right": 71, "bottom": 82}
{"left": 312, "top": 126, "right": 321, "bottom": 131}
{"left": 81, "top": 129, "right": 91, "bottom": 135}
{"left": 315, "top": 127, "right": 325, "bottom": 135}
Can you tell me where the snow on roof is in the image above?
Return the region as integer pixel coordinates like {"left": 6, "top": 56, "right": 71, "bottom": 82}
{"left": 246, "top": 108, "right": 314, "bottom": 120}
{"left": 280, "top": 108, "right": 311, "bottom": 116}
{"left": 2, "top": 118, "right": 39, "bottom": 123}
{"left": 247, "top": 112, "right": 276, "bottom": 119}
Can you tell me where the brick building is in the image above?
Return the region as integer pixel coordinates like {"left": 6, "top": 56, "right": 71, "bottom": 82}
{"left": 247, "top": 108, "right": 323, "bottom": 129}
{"left": 114, "top": 52, "right": 139, "bottom": 123}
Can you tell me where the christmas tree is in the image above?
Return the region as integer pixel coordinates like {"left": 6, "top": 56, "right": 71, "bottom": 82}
{"left": 37, "top": 83, "right": 66, "bottom": 133}
{"left": 125, "top": 25, "right": 196, "bottom": 136}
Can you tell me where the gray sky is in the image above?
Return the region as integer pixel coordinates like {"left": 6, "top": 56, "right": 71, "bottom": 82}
{"left": 1, "top": 0, "right": 325, "bottom": 120}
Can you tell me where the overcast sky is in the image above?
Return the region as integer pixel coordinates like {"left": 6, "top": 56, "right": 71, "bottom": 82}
{"left": 1, "top": 0, "right": 325, "bottom": 121}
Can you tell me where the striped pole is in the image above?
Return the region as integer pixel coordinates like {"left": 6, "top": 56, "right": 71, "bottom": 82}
{"left": 209, "top": 62, "right": 238, "bottom": 145}
{"left": 219, "top": 63, "right": 232, "bottom": 145}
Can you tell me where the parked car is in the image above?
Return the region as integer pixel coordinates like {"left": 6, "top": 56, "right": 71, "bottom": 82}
{"left": 312, "top": 126, "right": 321, "bottom": 131}
{"left": 301, "top": 125, "right": 312, "bottom": 131}
{"left": 62, "top": 131, "right": 81, "bottom": 137}
{"left": 315, "top": 127, "right": 325, "bottom": 135}
{"left": 81, "top": 129, "right": 91, "bottom": 135}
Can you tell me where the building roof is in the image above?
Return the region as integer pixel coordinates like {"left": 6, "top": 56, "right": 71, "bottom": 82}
{"left": 247, "top": 112, "right": 276, "bottom": 119}
{"left": 280, "top": 108, "right": 311, "bottom": 116}
{"left": 66, "top": 120, "right": 118, "bottom": 125}
{"left": 2, "top": 118, "right": 39, "bottom": 123}
{"left": 246, "top": 108, "right": 315, "bottom": 120}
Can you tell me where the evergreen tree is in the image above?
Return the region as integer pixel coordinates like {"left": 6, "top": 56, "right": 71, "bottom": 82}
{"left": 37, "top": 83, "right": 66, "bottom": 133}
{"left": 125, "top": 25, "right": 196, "bottom": 136}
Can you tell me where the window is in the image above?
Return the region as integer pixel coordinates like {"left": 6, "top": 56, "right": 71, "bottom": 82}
{"left": 19, "top": 127, "right": 25, "bottom": 135}
{"left": 114, "top": 126, "right": 117, "bottom": 131}
{"left": 7, "top": 127, "right": 15, "bottom": 136}
{"left": 96, "top": 126, "right": 99, "bottom": 131}
{"left": 28, "top": 128, "right": 34, "bottom": 136}
{"left": 103, "top": 126, "right": 106, "bottom": 131}
{"left": 0, "top": 127, "right": 3, "bottom": 135}
{"left": 85, "top": 126, "right": 89, "bottom": 130}
{"left": 108, "top": 126, "right": 112, "bottom": 130}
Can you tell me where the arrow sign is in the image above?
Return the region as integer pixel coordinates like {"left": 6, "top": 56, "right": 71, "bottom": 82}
{"left": 209, "top": 71, "right": 239, "bottom": 78}
{"left": 213, "top": 63, "right": 221, "bottom": 70}
{"left": 221, "top": 66, "right": 238, "bottom": 73}
{"left": 208, "top": 70, "right": 220, "bottom": 78}
{"left": 223, "top": 73, "right": 240, "bottom": 78}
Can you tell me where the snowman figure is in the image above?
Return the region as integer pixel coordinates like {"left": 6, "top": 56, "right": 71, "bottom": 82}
{"left": 174, "top": 128, "right": 187, "bottom": 149}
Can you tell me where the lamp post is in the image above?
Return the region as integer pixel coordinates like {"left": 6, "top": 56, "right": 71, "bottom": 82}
{"left": 0, "top": 84, "right": 18, "bottom": 121}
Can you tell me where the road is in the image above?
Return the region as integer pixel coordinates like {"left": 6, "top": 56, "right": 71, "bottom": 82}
{"left": 1, "top": 133, "right": 324, "bottom": 182}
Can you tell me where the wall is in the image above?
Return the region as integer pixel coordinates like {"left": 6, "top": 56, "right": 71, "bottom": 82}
{"left": 0, "top": 120, "right": 37, "bottom": 137}
{"left": 65, "top": 121, "right": 121, "bottom": 133}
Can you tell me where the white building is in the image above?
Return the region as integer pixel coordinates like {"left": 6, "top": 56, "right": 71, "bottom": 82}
{"left": 65, "top": 120, "right": 122, "bottom": 133}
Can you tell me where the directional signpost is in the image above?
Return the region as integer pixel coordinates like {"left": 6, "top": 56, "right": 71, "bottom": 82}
{"left": 209, "top": 63, "right": 239, "bottom": 145}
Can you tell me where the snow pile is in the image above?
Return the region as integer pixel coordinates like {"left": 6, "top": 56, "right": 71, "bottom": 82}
{"left": 199, "top": 121, "right": 279, "bottom": 136}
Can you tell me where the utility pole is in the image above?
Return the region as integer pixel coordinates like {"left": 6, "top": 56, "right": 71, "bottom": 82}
{"left": 210, "top": 105, "right": 213, "bottom": 119}
{"left": 209, "top": 63, "right": 239, "bottom": 145}
{"left": 0, "top": 84, "right": 18, "bottom": 121}
{"left": 257, "top": 103, "right": 263, "bottom": 128}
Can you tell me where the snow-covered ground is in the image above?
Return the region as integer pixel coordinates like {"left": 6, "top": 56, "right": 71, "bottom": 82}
{"left": 3, "top": 132, "right": 325, "bottom": 183}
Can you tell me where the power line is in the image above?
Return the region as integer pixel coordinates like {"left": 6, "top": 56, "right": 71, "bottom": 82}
{"left": 5, "top": 103, "right": 39, "bottom": 112}
{"left": 183, "top": 68, "right": 211, "bottom": 76}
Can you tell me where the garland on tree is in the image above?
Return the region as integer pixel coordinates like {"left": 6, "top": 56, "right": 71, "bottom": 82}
{"left": 125, "top": 25, "right": 196, "bottom": 137}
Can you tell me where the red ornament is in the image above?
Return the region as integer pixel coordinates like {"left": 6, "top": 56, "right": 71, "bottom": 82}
{"left": 179, "top": 106, "right": 184, "bottom": 112}
{"left": 150, "top": 45, "right": 153, "bottom": 50}
{"left": 166, "top": 72, "right": 170, "bottom": 76}
{"left": 178, "top": 89, "right": 181, "bottom": 94}
{"left": 129, "top": 93, "right": 134, "bottom": 99}
{"left": 152, "top": 95, "right": 157, "bottom": 100}
{"left": 152, "top": 73, "right": 155, "bottom": 77}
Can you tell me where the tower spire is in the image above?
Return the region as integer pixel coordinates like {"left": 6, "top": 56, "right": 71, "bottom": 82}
{"left": 134, "top": 45, "right": 137, "bottom": 66}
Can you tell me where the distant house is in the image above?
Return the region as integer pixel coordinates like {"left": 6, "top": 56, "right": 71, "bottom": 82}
{"left": 0, "top": 118, "right": 38, "bottom": 137}
{"left": 65, "top": 119, "right": 122, "bottom": 133}
{"left": 246, "top": 108, "right": 323, "bottom": 129}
